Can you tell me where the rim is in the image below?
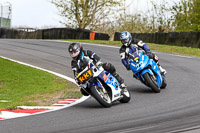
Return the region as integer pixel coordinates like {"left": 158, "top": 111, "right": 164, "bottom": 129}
{"left": 150, "top": 75, "right": 159, "bottom": 88}
{"left": 97, "top": 87, "right": 111, "bottom": 104}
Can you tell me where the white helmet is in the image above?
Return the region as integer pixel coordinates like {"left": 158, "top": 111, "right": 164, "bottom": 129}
{"left": 120, "top": 31, "right": 132, "bottom": 46}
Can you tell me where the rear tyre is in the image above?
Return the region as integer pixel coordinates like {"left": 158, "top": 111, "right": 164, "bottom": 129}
{"left": 119, "top": 88, "right": 131, "bottom": 103}
{"left": 90, "top": 85, "right": 112, "bottom": 108}
{"left": 143, "top": 73, "right": 160, "bottom": 93}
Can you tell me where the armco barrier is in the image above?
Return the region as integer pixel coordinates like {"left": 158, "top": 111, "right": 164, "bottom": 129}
{"left": 114, "top": 32, "right": 200, "bottom": 48}
{"left": 0, "top": 28, "right": 18, "bottom": 38}
{"left": 0, "top": 28, "right": 109, "bottom": 40}
{"left": 95, "top": 32, "right": 110, "bottom": 40}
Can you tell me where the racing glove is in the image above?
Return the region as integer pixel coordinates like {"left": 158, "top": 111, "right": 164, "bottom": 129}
{"left": 96, "top": 61, "right": 103, "bottom": 66}
{"left": 75, "top": 79, "right": 80, "bottom": 86}
{"left": 146, "top": 51, "right": 154, "bottom": 59}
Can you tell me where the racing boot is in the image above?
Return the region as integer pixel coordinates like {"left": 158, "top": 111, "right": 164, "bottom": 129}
{"left": 113, "top": 73, "right": 127, "bottom": 93}
{"left": 158, "top": 64, "right": 167, "bottom": 75}
{"left": 152, "top": 55, "right": 167, "bottom": 76}
{"left": 120, "top": 83, "right": 128, "bottom": 94}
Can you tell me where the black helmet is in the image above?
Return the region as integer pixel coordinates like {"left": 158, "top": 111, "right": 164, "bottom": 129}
{"left": 68, "top": 42, "right": 83, "bottom": 60}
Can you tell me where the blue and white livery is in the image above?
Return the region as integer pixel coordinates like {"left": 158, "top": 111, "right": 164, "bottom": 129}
{"left": 76, "top": 59, "right": 131, "bottom": 108}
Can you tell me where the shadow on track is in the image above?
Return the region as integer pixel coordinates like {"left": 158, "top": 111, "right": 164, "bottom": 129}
{"left": 128, "top": 85, "right": 153, "bottom": 94}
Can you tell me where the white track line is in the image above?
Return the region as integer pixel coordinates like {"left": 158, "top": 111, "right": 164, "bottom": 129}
{"left": 0, "top": 56, "right": 76, "bottom": 83}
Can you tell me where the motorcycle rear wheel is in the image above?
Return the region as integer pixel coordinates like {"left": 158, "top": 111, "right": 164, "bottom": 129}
{"left": 161, "top": 76, "right": 167, "bottom": 89}
{"left": 90, "top": 85, "right": 112, "bottom": 108}
{"left": 143, "top": 73, "right": 160, "bottom": 93}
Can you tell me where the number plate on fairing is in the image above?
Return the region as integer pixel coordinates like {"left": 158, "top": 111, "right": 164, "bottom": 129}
{"left": 77, "top": 69, "right": 93, "bottom": 83}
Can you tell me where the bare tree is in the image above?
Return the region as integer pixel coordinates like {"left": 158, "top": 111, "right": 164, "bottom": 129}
{"left": 51, "top": 0, "right": 121, "bottom": 29}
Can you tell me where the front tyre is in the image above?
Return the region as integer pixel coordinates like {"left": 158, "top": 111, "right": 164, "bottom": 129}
{"left": 90, "top": 85, "right": 112, "bottom": 108}
{"left": 143, "top": 73, "right": 160, "bottom": 93}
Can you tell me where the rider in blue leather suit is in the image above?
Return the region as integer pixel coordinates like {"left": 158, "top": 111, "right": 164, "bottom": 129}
{"left": 119, "top": 31, "right": 167, "bottom": 76}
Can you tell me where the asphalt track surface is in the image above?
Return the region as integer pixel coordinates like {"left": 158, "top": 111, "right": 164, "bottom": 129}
{"left": 0, "top": 39, "right": 200, "bottom": 133}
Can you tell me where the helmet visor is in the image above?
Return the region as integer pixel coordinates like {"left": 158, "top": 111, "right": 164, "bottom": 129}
{"left": 70, "top": 50, "right": 80, "bottom": 58}
{"left": 122, "top": 38, "right": 129, "bottom": 43}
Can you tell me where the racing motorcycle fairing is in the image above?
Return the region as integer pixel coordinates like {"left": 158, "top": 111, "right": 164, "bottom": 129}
{"left": 90, "top": 69, "right": 121, "bottom": 102}
{"left": 76, "top": 60, "right": 122, "bottom": 102}
{"left": 129, "top": 51, "right": 163, "bottom": 87}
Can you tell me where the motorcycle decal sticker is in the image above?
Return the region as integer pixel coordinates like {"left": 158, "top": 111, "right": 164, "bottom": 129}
{"left": 102, "top": 74, "right": 108, "bottom": 81}
{"left": 106, "top": 75, "right": 118, "bottom": 90}
{"left": 155, "top": 55, "right": 159, "bottom": 61}
{"left": 114, "top": 93, "right": 120, "bottom": 97}
{"left": 131, "top": 63, "right": 135, "bottom": 67}
{"left": 142, "top": 55, "right": 144, "bottom": 61}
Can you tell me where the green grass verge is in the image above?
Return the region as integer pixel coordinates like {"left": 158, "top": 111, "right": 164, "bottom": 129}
{"left": 58, "top": 39, "right": 200, "bottom": 58}
{"left": 0, "top": 57, "right": 81, "bottom": 110}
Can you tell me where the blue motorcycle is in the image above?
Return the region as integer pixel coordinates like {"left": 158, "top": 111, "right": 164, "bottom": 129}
{"left": 129, "top": 50, "right": 167, "bottom": 93}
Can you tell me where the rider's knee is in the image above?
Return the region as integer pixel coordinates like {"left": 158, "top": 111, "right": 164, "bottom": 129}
{"left": 102, "top": 63, "right": 116, "bottom": 74}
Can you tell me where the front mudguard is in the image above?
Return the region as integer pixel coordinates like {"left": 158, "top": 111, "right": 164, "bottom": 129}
{"left": 141, "top": 69, "right": 154, "bottom": 76}
{"left": 141, "top": 69, "right": 162, "bottom": 87}
{"left": 89, "top": 79, "right": 103, "bottom": 89}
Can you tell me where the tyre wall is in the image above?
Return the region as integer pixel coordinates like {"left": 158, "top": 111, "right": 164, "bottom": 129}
{"left": 0, "top": 28, "right": 109, "bottom": 40}
{"left": 114, "top": 32, "right": 200, "bottom": 48}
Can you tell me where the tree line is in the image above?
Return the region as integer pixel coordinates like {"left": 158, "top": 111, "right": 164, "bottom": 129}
{"left": 51, "top": 0, "right": 200, "bottom": 39}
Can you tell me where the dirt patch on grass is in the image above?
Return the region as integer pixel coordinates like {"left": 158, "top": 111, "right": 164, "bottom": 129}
{"left": 0, "top": 81, "right": 3, "bottom": 87}
{"left": 26, "top": 88, "right": 81, "bottom": 106}
{"left": 26, "top": 90, "right": 66, "bottom": 106}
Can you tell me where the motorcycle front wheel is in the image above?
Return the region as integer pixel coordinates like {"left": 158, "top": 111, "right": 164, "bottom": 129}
{"left": 143, "top": 73, "right": 160, "bottom": 93}
{"left": 90, "top": 85, "right": 112, "bottom": 108}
